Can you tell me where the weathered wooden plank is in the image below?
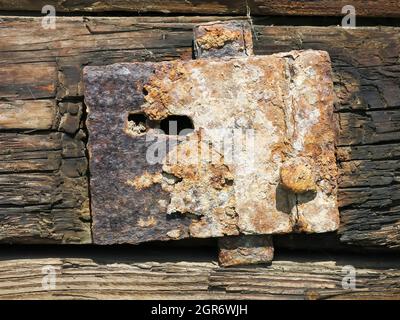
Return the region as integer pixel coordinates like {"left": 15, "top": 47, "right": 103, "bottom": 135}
{"left": 0, "top": 187, "right": 90, "bottom": 243}
{"left": 338, "top": 184, "right": 400, "bottom": 207}
{"left": 0, "top": 132, "right": 90, "bottom": 243}
{"left": 0, "top": 251, "right": 399, "bottom": 299}
{"left": 0, "top": 16, "right": 399, "bottom": 248}
{"left": 338, "top": 160, "right": 400, "bottom": 188}
{"left": 338, "top": 110, "right": 400, "bottom": 146}
{"left": 0, "top": 63, "right": 56, "bottom": 100}
{"left": 0, "top": 132, "right": 85, "bottom": 162}
{"left": 339, "top": 205, "right": 400, "bottom": 248}
{"left": 337, "top": 143, "right": 400, "bottom": 162}
{"left": 0, "top": 173, "right": 57, "bottom": 205}
{"left": 252, "top": 0, "right": 400, "bottom": 18}
{"left": 0, "top": 100, "right": 57, "bottom": 130}
{"left": 0, "top": 16, "right": 220, "bottom": 65}
{"left": 0, "top": 0, "right": 399, "bottom": 17}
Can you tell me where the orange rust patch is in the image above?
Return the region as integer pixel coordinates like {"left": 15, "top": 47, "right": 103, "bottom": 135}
{"left": 209, "top": 164, "right": 234, "bottom": 190}
{"left": 126, "top": 172, "right": 162, "bottom": 190}
{"left": 166, "top": 164, "right": 199, "bottom": 181}
{"left": 196, "top": 26, "right": 242, "bottom": 50}
{"left": 218, "top": 235, "right": 274, "bottom": 267}
{"left": 142, "top": 63, "right": 187, "bottom": 120}
{"left": 137, "top": 216, "right": 157, "bottom": 228}
{"left": 37, "top": 84, "right": 55, "bottom": 93}
{"left": 280, "top": 158, "right": 317, "bottom": 194}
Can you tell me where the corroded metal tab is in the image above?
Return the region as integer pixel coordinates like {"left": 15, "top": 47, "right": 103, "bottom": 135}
{"left": 193, "top": 21, "right": 254, "bottom": 58}
{"left": 219, "top": 235, "right": 274, "bottom": 267}
{"left": 84, "top": 49, "right": 339, "bottom": 245}
{"left": 193, "top": 21, "right": 274, "bottom": 267}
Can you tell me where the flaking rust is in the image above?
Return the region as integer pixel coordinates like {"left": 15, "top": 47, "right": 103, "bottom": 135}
{"left": 219, "top": 235, "right": 274, "bottom": 267}
{"left": 193, "top": 21, "right": 254, "bottom": 58}
{"left": 83, "top": 21, "right": 339, "bottom": 259}
{"left": 193, "top": 21, "right": 274, "bottom": 266}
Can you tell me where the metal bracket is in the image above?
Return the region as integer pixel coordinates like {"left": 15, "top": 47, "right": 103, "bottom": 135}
{"left": 83, "top": 20, "right": 339, "bottom": 265}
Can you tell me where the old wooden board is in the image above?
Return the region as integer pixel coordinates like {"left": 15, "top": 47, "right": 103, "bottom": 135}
{"left": 0, "top": 248, "right": 399, "bottom": 299}
{"left": 0, "top": 1, "right": 399, "bottom": 17}
{"left": 0, "top": 17, "right": 92, "bottom": 243}
{"left": 0, "top": 16, "right": 399, "bottom": 248}
{"left": 0, "top": 131, "right": 90, "bottom": 243}
{"left": 0, "top": 103, "right": 90, "bottom": 243}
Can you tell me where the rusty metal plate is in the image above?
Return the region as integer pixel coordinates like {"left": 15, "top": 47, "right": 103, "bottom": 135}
{"left": 84, "top": 50, "right": 339, "bottom": 244}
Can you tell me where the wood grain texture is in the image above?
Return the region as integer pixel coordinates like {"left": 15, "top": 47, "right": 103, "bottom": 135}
{"left": 0, "top": 100, "right": 56, "bottom": 130}
{"left": 0, "top": 132, "right": 90, "bottom": 243}
{"left": 0, "top": 63, "right": 56, "bottom": 100}
{"left": 0, "top": 0, "right": 399, "bottom": 17}
{"left": 0, "top": 250, "right": 399, "bottom": 299}
{"left": 0, "top": 16, "right": 399, "bottom": 248}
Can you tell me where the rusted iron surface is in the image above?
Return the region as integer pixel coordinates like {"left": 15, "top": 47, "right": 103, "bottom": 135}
{"left": 218, "top": 235, "right": 274, "bottom": 267}
{"left": 84, "top": 48, "right": 338, "bottom": 245}
{"left": 193, "top": 21, "right": 253, "bottom": 58}
{"left": 193, "top": 21, "right": 274, "bottom": 266}
{"left": 84, "top": 64, "right": 190, "bottom": 244}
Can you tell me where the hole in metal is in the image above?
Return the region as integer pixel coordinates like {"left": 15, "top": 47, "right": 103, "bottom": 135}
{"left": 160, "top": 115, "right": 194, "bottom": 136}
{"left": 127, "top": 112, "right": 148, "bottom": 135}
